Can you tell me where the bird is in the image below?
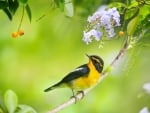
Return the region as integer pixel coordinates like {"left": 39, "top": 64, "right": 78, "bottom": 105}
{"left": 44, "top": 54, "right": 104, "bottom": 98}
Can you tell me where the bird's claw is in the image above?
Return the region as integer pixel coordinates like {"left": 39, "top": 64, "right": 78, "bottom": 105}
{"left": 70, "top": 95, "right": 78, "bottom": 104}
{"left": 77, "top": 90, "right": 85, "bottom": 99}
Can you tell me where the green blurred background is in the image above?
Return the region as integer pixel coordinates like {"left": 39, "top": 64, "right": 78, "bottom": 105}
{"left": 0, "top": 0, "right": 150, "bottom": 113}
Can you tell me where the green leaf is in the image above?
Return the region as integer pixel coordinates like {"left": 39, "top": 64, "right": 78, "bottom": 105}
{"left": 4, "top": 90, "right": 18, "bottom": 113}
{"left": 3, "top": 8, "right": 12, "bottom": 20}
{"left": 64, "top": 0, "right": 74, "bottom": 17}
{"left": 139, "top": 5, "right": 150, "bottom": 22}
{"left": 55, "top": 0, "right": 61, "bottom": 6}
{"left": 108, "top": 2, "right": 127, "bottom": 9}
{"left": 25, "top": 4, "right": 32, "bottom": 22}
{"left": 8, "top": 0, "right": 19, "bottom": 15}
{"left": 0, "top": 1, "right": 8, "bottom": 9}
{"left": 127, "top": 15, "right": 139, "bottom": 36}
{"left": 127, "top": 1, "right": 138, "bottom": 9}
{"left": 18, "top": 0, "right": 28, "bottom": 4}
{"left": 15, "top": 105, "right": 37, "bottom": 113}
{"left": 125, "top": 7, "right": 138, "bottom": 20}
{"left": 55, "top": 0, "right": 65, "bottom": 11}
{"left": 146, "top": 0, "right": 150, "bottom": 4}
{"left": 128, "top": 0, "right": 132, "bottom": 5}
{"left": 124, "top": 1, "right": 139, "bottom": 20}
{"left": 0, "top": 108, "right": 4, "bottom": 113}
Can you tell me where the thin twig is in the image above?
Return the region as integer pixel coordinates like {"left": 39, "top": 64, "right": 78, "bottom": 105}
{"left": 47, "top": 36, "right": 130, "bottom": 113}
{"left": 18, "top": 5, "right": 25, "bottom": 31}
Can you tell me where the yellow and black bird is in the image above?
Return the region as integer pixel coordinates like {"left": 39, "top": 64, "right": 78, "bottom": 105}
{"left": 44, "top": 54, "right": 104, "bottom": 97}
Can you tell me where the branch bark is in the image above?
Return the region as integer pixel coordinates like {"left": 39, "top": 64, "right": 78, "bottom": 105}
{"left": 47, "top": 36, "right": 130, "bottom": 113}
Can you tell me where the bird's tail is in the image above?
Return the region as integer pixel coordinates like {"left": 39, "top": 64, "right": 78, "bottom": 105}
{"left": 44, "top": 81, "right": 62, "bottom": 92}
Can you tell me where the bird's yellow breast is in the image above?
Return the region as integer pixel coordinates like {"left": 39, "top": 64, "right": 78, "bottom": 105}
{"left": 71, "top": 60, "right": 100, "bottom": 90}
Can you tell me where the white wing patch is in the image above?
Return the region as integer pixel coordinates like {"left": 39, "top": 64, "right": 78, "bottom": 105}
{"left": 74, "top": 67, "right": 84, "bottom": 72}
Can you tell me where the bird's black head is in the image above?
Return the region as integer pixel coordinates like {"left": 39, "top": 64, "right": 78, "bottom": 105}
{"left": 86, "top": 54, "right": 104, "bottom": 73}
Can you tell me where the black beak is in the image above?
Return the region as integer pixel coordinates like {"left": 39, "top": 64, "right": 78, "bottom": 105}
{"left": 86, "top": 54, "right": 90, "bottom": 58}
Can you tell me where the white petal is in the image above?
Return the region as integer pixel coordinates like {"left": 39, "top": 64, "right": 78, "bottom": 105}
{"left": 143, "top": 82, "right": 150, "bottom": 94}
{"left": 139, "top": 107, "right": 150, "bottom": 113}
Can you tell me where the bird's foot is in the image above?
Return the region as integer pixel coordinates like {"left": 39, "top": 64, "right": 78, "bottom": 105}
{"left": 70, "top": 95, "right": 78, "bottom": 104}
{"left": 77, "top": 90, "right": 85, "bottom": 99}
{"left": 70, "top": 90, "right": 85, "bottom": 103}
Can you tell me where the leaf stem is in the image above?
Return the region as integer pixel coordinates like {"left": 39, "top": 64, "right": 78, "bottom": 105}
{"left": 18, "top": 5, "right": 25, "bottom": 32}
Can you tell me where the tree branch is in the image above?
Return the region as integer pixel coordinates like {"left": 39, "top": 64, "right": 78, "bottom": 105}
{"left": 47, "top": 36, "right": 130, "bottom": 113}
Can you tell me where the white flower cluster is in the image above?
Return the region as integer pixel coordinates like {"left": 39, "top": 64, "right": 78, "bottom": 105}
{"left": 138, "top": 83, "right": 150, "bottom": 113}
{"left": 83, "top": 7, "right": 120, "bottom": 44}
{"left": 139, "top": 107, "right": 150, "bottom": 113}
{"left": 143, "top": 82, "right": 150, "bottom": 94}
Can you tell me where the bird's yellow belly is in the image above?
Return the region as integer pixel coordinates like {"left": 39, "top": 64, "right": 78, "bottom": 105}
{"left": 71, "top": 70, "right": 100, "bottom": 90}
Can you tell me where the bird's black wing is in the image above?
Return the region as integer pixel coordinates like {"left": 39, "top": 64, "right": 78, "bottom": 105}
{"left": 60, "top": 64, "right": 90, "bottom": 83}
